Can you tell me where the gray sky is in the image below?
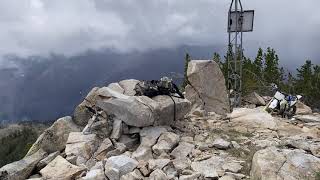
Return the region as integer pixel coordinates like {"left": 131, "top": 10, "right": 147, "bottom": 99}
{"left": 0, "top": 0, "right": 319, "bottom": 67}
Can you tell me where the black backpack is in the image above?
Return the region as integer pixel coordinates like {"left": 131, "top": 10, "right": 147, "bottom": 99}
{"left": 134, "top": 80, "right": 184, "bottom": 98}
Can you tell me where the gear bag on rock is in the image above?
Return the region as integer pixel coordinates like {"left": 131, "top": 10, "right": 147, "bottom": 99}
{"left": 134, "top": 77, "right": 184, "bottom": 98}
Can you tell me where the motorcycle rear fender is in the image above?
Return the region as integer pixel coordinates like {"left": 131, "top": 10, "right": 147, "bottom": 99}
{"left": 269, "top": 99, "right": 278, "bottom": 109}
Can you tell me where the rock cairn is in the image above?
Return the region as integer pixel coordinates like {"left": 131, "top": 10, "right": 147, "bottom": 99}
{"left": 1, "top": 60, "right": 320, "bottom": 180}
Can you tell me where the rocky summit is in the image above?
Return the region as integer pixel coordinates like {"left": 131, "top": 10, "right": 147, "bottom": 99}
{"left": 1, "top": 60, "right": 320, "bottom": 180}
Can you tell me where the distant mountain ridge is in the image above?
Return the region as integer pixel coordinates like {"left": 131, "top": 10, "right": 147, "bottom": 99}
{"left": 0, "top": 45, "right": 223, "bottom": 123}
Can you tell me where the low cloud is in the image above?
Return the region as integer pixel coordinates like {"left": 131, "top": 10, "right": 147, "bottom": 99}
{"left": 0, "top": 0, "right": 319, "bottom": 66}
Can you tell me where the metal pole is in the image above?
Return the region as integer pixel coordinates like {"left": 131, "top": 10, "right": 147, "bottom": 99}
{"left": 228, "top": 0, "right": 244, "bottom": 108}
{"left": 234, "top": 0, "right": 238, "bottom": 106}
{"left": 227, "top": 0, "right": 234, "bottom": 109}
{"left": 239, "top": 0, "right": 243, "bottom": 106}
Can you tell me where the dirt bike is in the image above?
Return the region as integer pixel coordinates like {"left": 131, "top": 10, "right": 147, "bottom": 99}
{"left": 265, "top": 91, "right": 302, "bottom": 118}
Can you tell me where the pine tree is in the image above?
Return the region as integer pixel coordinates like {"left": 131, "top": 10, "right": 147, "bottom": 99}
{"left": 263, "top": 47, "right": 281, "bottom": 84}
{"left": 253, "top": 47, "right": 263, "bottom": 77}
{"left": 242, "top": 57, "right": 256, "bottom": 94}
{"left": 182, "top": 53, "right": 191, "bottom": 90}
{"left": 212, "top": 52, "right": 221, "bottom": 64}
{"left": 312, "top": 65, "right": 320, "bottom": 107}
{"left": 295, "top": 60, "right": 314, "bottom": 104}
{"left": 282, "top": 71, "right": 295, "bottom": 94}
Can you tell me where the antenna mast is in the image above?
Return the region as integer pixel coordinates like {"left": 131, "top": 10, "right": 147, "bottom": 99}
{"left": 227, "top": 0, "right": 254, "bottom": 109}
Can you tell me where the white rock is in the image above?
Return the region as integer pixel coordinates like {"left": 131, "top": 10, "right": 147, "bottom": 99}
{"left": 40, "top": 156, "right": 85, "bottom": 179}
{"left": 96, "top": 88, "right": 190, "bottom": 128}
{"left": 107, "top": 82, "right": 125, "bottom": 94}
{"left": 105, "top": 166, "right": 120, "bottom": 180}
{"left": 26, "top": 116, "right": 81, "bottom": 156}
{"left": 294, "top": 114, "right": 320, "bottom": 123}
{"left": 149, "top": 169, "right": 168, "bottom": 180}
{"left": 94, "top": 138, "right": 114, "bottom": 161}
{"left": 67, "top": 132, "right": 97, "bottom": 144}
{"left": 36, "top": 151, "right": 60, "bottom": 170}
{"left": 132, "top": 146, "right": 153, "bottom": 161}
{"left": 212, "top": 138, "right": 231, "bottom": 150}
{"left": 222, "top": 162, "right": 242, "bottom": 173}
{"left": 295, "top": 101, "right": 312, "bottom": 115}
{"left": 91, "top": 161, "right": 104, "bottom": 170}
{"left": 194, "top": 134, "right": 207, "bottom": 142}
{"left": 97, "top": 96, "right": 157, "bottom": 127}
{"left": 163, "top": 164, "right": 178, "bottom": 179}
{"left": 119, "top": 79, "right": 140, "bottom": 96}
{"left": 140, "top": 126, "right": 168, "bottom": 147}
{"left": 148, "top": 159, "right": 171, "bottom": 170}
{"left": 171, "top": 142, "right": 195, "bottom": 159}
{"left": 191, "top": 156, "right": 224, "bottom": 179}
{"left": 82, "top": 169, "right": 107, "bottom": 180}
{"left": 191, "top": 107, "right": 206, "bottom": 117}
{"left": 106, "top": 143, "right": 127, "bottom": 158}
{"left": 229, "top": 108, "right": 278, "bottom": 131}
{"left": 231, "top": 141, "right": 240, "bottom": 149}
{"left": 152, "top": 95, "right": 191, "bottom": 125}
{"left": 173, "top": 157, "right": 191, "bottom": 171}
{"left": 137, "top": 161, "right": 150, "bottom": 177}
{"left": 104, "top": 155, "right": 139, "bottom": 178}
{"left": 65, "top": 132, "right": 99, "bottom": 165}
{"left": 311, "top": 143, "right": 320, "bottom": 158}
{"left": 73, "top": 87, "right": 99, "bottom": 126}
{"left": 0, "top": 149, "right": 47, "bottom": 180}
{"left": 180, "top": 136, "right": 194, "bottom": 143}
{"left": 179, "top": 173, "right": 201, "bottom": 180}
{"left": 152, "top": 132, "right": 180, "bottom": 155}
{"left": 243, "top": 92, "right": 266, "bottom": 106}
{"left": 132, "top": 126, "right": 167, "bottom": 161}
{"left": 219, "top": 175, "right": 236, "bottom": 180}
{"left": 96, "top": 86, "right": 130, "bottom": 99}
{"left": 120, "top": 169, "right": 144, "bottom": 180}
{"left": 254, "top": 139, "right": 279, "bottom": 149}
{"left": 110, "top": 119, "right": 122, "bottom": 140}
{"left": 250, "top": 146, "right": 320, "bottom": 180}
{"left": 185, "top": 60, "right": 230, "bottom": 115}
{"left": 74, "top": 86, "right": 131, "bottom": 126}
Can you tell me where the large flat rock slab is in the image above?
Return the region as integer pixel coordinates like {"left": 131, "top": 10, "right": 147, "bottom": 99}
{"left": 229, "top": 108, "right": 278, "bottom": 132}
{"left": 97, "top": 96, "right": 158, "bottom": 127}
{"left": 97, "top": 89, "right": 190, "bottom": 127}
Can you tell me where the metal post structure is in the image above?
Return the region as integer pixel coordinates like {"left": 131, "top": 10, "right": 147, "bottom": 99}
{"left": 227, "top": 0, "right": 244, "bottom": 109}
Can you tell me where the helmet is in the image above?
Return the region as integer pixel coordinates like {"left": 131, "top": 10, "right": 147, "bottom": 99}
{"left": 297, "top": 95, "right": 302, "bottom": 100}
